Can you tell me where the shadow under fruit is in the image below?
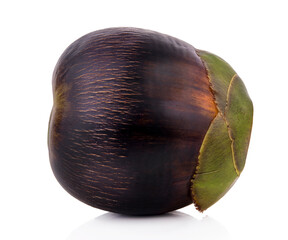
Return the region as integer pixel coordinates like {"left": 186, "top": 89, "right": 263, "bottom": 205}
{"left": 48, "top": 27, "right": 253, "bottom": 215}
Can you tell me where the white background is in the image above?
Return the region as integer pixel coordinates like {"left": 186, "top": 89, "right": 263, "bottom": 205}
{"left": 1, "top": 0, "right": 287, "bottom": 239}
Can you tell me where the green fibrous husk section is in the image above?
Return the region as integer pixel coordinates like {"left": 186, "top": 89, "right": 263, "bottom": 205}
{"left": 192, "top": 114, "right": 238, "bottom": 211}
{"left": 197, "top": 51, "right": 236, "bottom": 114}
{"left": 191, "top": 50, "right": 253, "bottom": 211}
{"left": 226, "top": 75, "right": 253, "bottom": 173}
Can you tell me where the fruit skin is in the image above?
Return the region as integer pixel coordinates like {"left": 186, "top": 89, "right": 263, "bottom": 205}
{"left": 48, "top": 27, "right": 253, "bottom": 215}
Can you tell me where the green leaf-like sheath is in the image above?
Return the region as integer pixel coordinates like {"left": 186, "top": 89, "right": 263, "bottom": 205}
{"left": 196, "top": 50, "right": 236, "bottom": 114}
{"left": 192, "top": 114, "right": 238, "bottom": 211}
{"left": 226, "top": 75, "right": 253, "bottom": 173}
{"left": 191, "top": 50, "right": 253, "bottom": 211}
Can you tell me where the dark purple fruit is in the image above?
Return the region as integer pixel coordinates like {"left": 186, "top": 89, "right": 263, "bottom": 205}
{"left": 48, "top": 27, "right": 253, "bottom": 215}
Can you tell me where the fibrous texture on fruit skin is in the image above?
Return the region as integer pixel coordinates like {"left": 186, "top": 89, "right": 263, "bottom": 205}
{"left": 48, "top": 27, "right": 253, "bottom": 215}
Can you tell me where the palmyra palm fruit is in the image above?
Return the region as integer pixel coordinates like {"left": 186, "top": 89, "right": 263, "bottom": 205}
{"left": 48, "top": 27, "right": 253, "bottom": 215}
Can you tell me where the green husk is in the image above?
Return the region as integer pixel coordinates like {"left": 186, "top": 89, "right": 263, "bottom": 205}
{"left": 191, "top": 50, "right": 253, "bottom": 211}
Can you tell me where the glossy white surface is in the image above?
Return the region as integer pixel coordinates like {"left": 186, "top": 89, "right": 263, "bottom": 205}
{"left": 67, "top": 212, "right": 230, "bottom": 240}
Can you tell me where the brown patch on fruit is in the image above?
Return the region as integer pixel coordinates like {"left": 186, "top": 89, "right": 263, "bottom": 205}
{"left": 49, "top": 83, "right": 71, "bottom": 146}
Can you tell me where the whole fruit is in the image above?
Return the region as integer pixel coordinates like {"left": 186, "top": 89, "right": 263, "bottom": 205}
{"left": 48, "top": 27, "right": 253, "bottom": 215}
